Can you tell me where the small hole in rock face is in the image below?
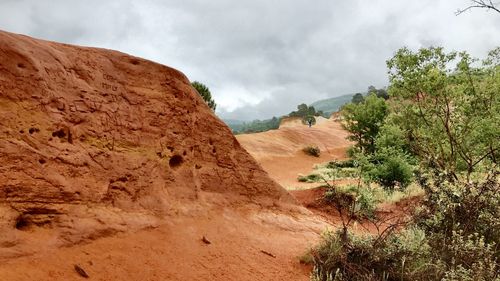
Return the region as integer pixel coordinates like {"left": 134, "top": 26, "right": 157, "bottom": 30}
{"left": 169, "top": 155, "right": 183, "bottom": 169}
{"left": 195, "top": 164, "right": 202, "bottom": 169}
{"left": 212, "top": 147, "right": 216, "bottom": 154}
{"left": 130, "top": 59, "right": 140, "bottom": 65}
{"left": 209, "top": 139, "right": 213, "bottom": 145}
{"left": 183, "top": 151, "right": 187, "bottom": 156}
{"left": 19, "top": 130, "right": 24, "bottom": 134}
{"left": 15, "top": 215, "right": 30, "bottom": 230}
{"left": 29, "top": 127, "right": 39, "bottom": 134}
{"left": 52, "top": 129, "right": 66, "bottom": 139}
{"left": 17, "top": 63, "right": 26, "bottom": 68}
{"left": 38, "top": 158, "right": 46, "bottom": 164}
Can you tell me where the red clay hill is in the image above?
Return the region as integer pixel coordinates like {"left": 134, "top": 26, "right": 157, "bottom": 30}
{"left": 0, "top": 31, "right": 327, "bottom": 280}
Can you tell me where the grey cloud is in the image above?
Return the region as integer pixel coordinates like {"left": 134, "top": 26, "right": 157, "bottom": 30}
{"left": 0, "top": 0, "right": 498, "bottom": 120}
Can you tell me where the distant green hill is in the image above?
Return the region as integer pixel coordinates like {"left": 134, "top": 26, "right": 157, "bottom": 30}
{"left": 223, "top": 117, "right": 281, "bottom": 134}
{"left": 222, "top": 93, "right": 357, "bottom": 133}
{"left": 223, "top": 119, "right": 244, "bottom": 127}
{"left": 309, "top": 94, "right": 354, "bottom": 115}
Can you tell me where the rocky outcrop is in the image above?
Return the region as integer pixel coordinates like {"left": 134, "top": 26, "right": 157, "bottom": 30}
{"left": 0, "top": 30, "right": 294, "bottom": 257}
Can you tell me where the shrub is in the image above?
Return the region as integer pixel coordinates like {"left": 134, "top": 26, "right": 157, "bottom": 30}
{"left": 191, "top": 81, "right": 216, "bottom": 111}
{"left": 297, "top": 175, "right": 308, "bottom": 182}
{"left": 415, "top": 172, "right": 500, "bottom": 279}
{"left": 297, "top": 173, "right": 322, "bottom": 183}
{"left": 324, "top": 185, "right": 379, "bottom": 219}
{"left": 326, "top": 159, "right": 356, "bottom": 169}
{"left": 303, "top": 145, "right": 321, "bottom": 157}
{"left": 367, "top": 147, "right": 414, "bottom": 191}
{"left": 311, "top": 227, "right": 433, "bottom": 281}
{"left": 312, "top": 173, "right": 500, "bottom": 281}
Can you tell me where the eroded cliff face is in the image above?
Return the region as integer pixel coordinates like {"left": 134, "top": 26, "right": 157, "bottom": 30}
{"left": 0, "top": 30, "right": 293, "bottom": 257}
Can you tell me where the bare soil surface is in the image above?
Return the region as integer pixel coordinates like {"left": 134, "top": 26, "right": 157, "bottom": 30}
{"left": 236, "top": 117, "right": 352, "bottom": 189}
{"left": 0, "top": 30, "right": 329, "bottom": 280}
{"left": 0, "top": 204, "right": 327, "bottom": 281}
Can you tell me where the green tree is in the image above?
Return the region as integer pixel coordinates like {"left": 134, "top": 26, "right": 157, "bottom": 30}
{"left": 351, "top": 93, "right": 364, "bottom": 104}
{"left": 191, "top": 81, "right": 216, "bottom": 111}
{"left": 368, "top": 85, "right": 389, "bottom": 100}
{"left": 302, "top": 115, "right": 316, "bottom": 126}
{"left": 376, "top": 88, "right": 389, "bottom": 100}
{"left": 297, "top": 103, "right": 308, "bottom": 113}
{"left": 342, "top": 94, "right": 388, "bottom": 154}
{"left": 387, "top": 47, "right": 499, "bottom": 181}
{"left": 289, "top": 103, "right": 319, "bottom": 120}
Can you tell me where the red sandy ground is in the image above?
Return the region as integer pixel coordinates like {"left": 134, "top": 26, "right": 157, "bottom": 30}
{"left": 0, "top": 206, "right": 327, "bottom": 281}
{"left": 0, "top": 30, "right": 416, "bottom": 281}
{"left": 236, "top": 117, "right": 352, "bottom": 189}
{"left": 0, "top": 30, "right": 329, "bottom": 280}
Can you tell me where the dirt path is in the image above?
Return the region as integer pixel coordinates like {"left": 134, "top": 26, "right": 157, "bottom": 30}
{"left": 0, "top": 206, "right": 327, "bottom": 281}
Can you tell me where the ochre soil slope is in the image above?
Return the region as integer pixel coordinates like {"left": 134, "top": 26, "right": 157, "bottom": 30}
{"left": 0, "top": 30, "right": 328, "bottom": 280}
{"left": 236, "top": 116, "right": 352, "bottom": 188}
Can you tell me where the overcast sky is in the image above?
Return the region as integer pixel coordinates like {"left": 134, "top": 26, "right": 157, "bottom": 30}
{"left": 0, "top": 0, "right": 499, "bottom": 120}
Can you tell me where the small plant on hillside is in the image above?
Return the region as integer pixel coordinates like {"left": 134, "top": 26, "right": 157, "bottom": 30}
{"left": 311, "top": 226, "right": 431, "bottom": 281}
{"left": 191, "top": 81, "right": 217, "bottom": 111}
{"left": 298, "top": 173, "right": 322, "bottom": 183}
{"left": 303, "top": 145, "right": 321, "bottom": 157}
{"left": 326, "top": 159, "right": 356, "bottom": 169}
{"left": 367, "top": 147, "right": 415, "bottom": 191}
{"left": 324, "top": 184, "right": 379, "bottom": 219}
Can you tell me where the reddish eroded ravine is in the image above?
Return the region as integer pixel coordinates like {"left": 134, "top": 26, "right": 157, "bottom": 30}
{"left": 0, "top": 30, "right": 329, "bottom": 280}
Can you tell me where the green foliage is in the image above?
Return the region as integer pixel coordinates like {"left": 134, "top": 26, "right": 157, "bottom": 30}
{"left": 298, "top": 173, "right": 322, "bottom": 183}
{"left": 342, "top": 94, "right": 388, "bottom": 154}
{"left": 351, "top": 93, "right": 364, "bottom": 104}
{"left": 312, "top": 47, "right": 500, "bottom": 281}
{"left": 324, "top": 185, "right": 379, "bottom": 219}
{"left": 299, "top": 250, "right": 315, "bottom": 265}
{"left": 310, "top": 94, "right": 354, "bottom": 115}
{"left": 343, "top": 116, "right": 415, "bottom": 191}
{"left": 289, "top": 103, "right": 323, "bottom": 119}
{"left": 375, "top": 122, "right": 409, "bottom": 152}
{"left": 415, "top": 172, "right": 500, "bottom": 263}
{"left": 312, "top": 173, "right": 499, "bottom": 281}
{"left": 302, "top": 115, "right": 317, "bottom": 126}
{"left": 191, "top": 81, "right": 216, "bottom": 111}
{"left": 387, "top": 47, "right": 499, "bottom": 181}
{"left": 311, "top": 227, "right": 433, "bottom": 281}
{"left": 303, "top": 165, "right": 358, "bottom": 182}
{"left": 368, "top": 85, "right": 389, "bottom": 100}
{"left": 231, "top": 116, "right": 281, "bottom": 134}
{"left": 326, "top": 159, "right": 356, "bottom": 169}
{"left": 367, "top": 147, "right": 415, "bottom": 190}
{"left": 303, "top": 145, "right": 321, "bottom": 157}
